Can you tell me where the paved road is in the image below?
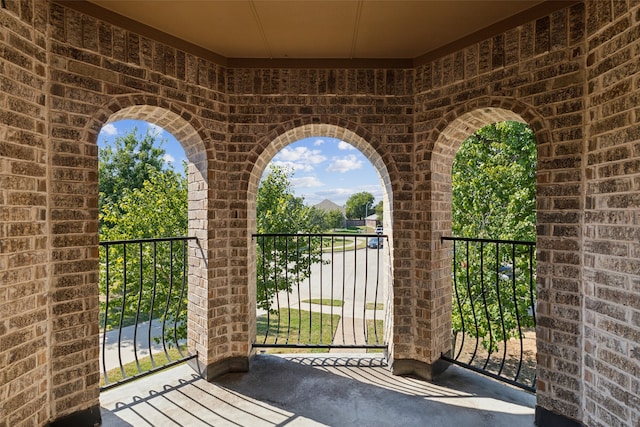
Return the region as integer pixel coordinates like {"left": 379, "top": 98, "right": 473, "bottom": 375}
{"left": 264, "top": 245, "right": 390, "bottom": 348}
{"left": 271, "top": 245, "right": 389, "bottom": 310}
{"left": 100, "top": 320, "right": 186, "bottom": 375}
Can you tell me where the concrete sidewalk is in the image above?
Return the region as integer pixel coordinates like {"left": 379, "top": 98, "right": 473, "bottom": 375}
{"left": 101, "top": 354, "right": 535, "bottom": 427}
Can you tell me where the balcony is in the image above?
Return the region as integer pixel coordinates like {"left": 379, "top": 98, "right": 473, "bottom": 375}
{"left": 98, "top": 234, "right": 537, "bottom": 426}
{"left": 100, "top": 354, "right": 536, "bottom": 426}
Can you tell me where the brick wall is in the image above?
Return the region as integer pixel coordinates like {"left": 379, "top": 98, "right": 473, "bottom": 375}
{"left": 45, "top": 0, "right": 232, "bottom": 413}
{"left": 414, "top": 6, "right": 588, "bottom": 420}
{"left": 227, "top": 70, "right": 415, "bottom": 365}
{"left": 584, "top": 1, "right": 640, "bottom": 426}
{"left": 1, "top": 1, "right": 50, "bottom": 425}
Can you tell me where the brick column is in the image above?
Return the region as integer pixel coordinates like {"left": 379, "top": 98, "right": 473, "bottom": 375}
{"left": 0, "top": 2, "right": 52, "bottom": 425}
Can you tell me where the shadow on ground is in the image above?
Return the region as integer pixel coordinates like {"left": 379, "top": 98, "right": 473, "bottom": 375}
{"left": 100, "top": 354, "right": 535, "bottom": 427}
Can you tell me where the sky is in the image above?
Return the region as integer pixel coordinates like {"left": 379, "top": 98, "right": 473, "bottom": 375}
{"left": 97, "top": 120, "right": 383, "bottom": 207}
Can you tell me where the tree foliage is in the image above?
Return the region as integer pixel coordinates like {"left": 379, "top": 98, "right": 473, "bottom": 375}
{"left": 451, "top": 121, "right": 537, "bottom": 351}
{"left": 100, "top": 167, "right": 187, "bottom": 240}
{"left": 452, "top": 121, "right": 536, "bottom": 241}
{"left": 345, "top": 192, "right": 375, "bottom": 220}
{"left": 99, "top": 129, "right": 167, "bottom": 227}
{"left": 256, "top": 166, "right": 326, "bottom": 312}
{"left": 98, "top": 130, "right": 188, "bottom": 347}
{"left": 307, "top": 206, "right": 330, "bottom": 232}
{"left": 325, "top": 209, "right": 345, "bottom": 229}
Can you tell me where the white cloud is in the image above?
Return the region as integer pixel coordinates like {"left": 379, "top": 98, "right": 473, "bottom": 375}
{"left": 271, "top": 160, "right": 314, "bottom": 173}
{"left": 271, "top": 146, "right": 327, "bottom": 173}
{"left": 291, "top": 176, "right": 324, "bottom": 188}
{"left": 100, "top": 123, "right": 118, "bottom": 136}
{"left": 147, "top": 123, "right": 164, "bottom": 137}
{"left": 276, "top": 146, "right": 326, "bottom": 164}
{"left": 163, "top": 154, "right": 176, "bottom": 163}
{"left": 313, "top": 138, "right": 325, "bottom": 146}
{"left": 337, "top": 140, "right": 355, "bottom": 151}
{"left": 326, "top": 155, "right": 363, "bottom": 173}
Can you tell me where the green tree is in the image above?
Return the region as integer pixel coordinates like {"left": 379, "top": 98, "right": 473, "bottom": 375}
{"left": 345, "top": 192, "right": 375, "bottom": 220}
{"left": 451, "top": 121, "right": 537, "bottom": 351}
{"left": 98, "top": 131, "right": 188, "bottom": 348}
{"left": 99, "top": 128, "right": 167, "bottom": 228}
{"left": 307, "top": 206, "right": 329, "bottom": 231}
{"left": 453, "top": 121, "right": 536, "bottom": 241}
{"left": 100, "top": 167, "right": 187, "bottom": 240}
{"left": 325, "top": 209, "right": 345, "bottom": 229}
{"left": 256, "top": 166, "right": 325, "bottom": 312}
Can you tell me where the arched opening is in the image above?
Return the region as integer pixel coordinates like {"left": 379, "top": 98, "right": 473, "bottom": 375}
{"left": 247, "top": 124, "right": 394, "bottom": 355}
{"left": 93, "top": 106, "right": 209, "bottom": 389}
{"left": 430, "top": 106, "right": 543, "bottom": 391}
{"left": 448, "top": 120, "right": 537, "bottom": 390}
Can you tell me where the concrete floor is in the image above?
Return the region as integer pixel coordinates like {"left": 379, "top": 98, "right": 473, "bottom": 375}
{"left": 100, "top": 354, "right": 536, "bottom": 427}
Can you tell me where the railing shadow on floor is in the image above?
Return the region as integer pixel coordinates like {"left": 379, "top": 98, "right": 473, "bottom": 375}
{"left": 100, "top": 354, "right": 536, "bottom": 427}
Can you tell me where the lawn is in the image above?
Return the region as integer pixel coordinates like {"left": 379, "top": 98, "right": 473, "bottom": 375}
{"left": 100, "top": 346, "right": 188, "bottom": 387}
{"left": 302, "top": 298, "right": 344, "bottom": 307}
{"left": 256, "top": 308, "right": 341, "bottom": 353}
{"left": 366, "top": 319, "right": 385, "bottom": 353}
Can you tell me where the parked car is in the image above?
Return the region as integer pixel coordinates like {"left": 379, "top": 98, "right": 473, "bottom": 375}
{"left": 375, "top": 226, "right": 383, "bottom": 234}
{"left": 368, "top": 237, "right": 384, "bottom": 249}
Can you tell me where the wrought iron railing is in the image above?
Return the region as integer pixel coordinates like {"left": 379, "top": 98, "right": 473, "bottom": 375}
{"left": 252, "top": 233, "right": 389, "bottom": 351}
{"left": 441, "top": 236, "right": 537, "bottom": 392}
{"left": 99, "top": 236, "right": 197, "bottom": 390}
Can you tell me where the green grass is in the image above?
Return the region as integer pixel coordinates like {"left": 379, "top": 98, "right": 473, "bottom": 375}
{"left": 256, "top": 309, "right": 341, "bottom": 353}
{"left": 320, "top": 235, "right": 369, "bottom": 252}
{"left": 366, "top": 319, "right": 385, "bottom": 353}
{"left": 302, "top": 298, "right": 344, "bottom": 307}
{"left": 100, "top": 346, "right": 188, "bottom": 386}
{"left": 331, "top": 227, "right": 364, "bottom": 234}
{"left": 366, "top": 302, "right": 384, "bottom": 310}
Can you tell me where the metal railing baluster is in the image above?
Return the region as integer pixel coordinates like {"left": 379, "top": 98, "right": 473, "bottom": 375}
{"left": 117, "top": 243, "right": 127, "bottom": 380}
{"left": 441, "top": 236, "right": 536, "bottom": 393}
{"left": 101, "top": 245, "right": 110, "bottom": 386}
{"left": 99, "top": 236, "right": 197, "bottom": 391}
{"left": 252, "top": 233, "right": 388, "bottom": 352}
{"left": 160, "top": 241, "right": 174, "bottom": 361}
{"left": 465, "top": 240, "right": 480, "bottom": 364}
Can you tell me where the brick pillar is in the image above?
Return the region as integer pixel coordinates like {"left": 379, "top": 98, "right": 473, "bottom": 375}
{"left": 0, "top": 1, "right": 52, "bottom": 424}
{"left": 582, "top": 1, "right": 640, "bottom": 426}
{"left": 187, "top": 147, "right": 251, "bottom": 380}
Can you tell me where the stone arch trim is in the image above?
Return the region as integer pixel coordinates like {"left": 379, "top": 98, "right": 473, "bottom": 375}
{"left": 244, "top": 116, "right": 398, "bottom": 356}
{"left": 428, "top": 96, "right": 551, "bottom": 230}
{"left": 243, "top": 115, "right": 400, "bottom": 198}
{"left": 431, "top": 96, "right": 551, "bottom": 157}
{"left": 413, "top": 96, "right": 551, "bottom": 369}
{"left": 86, "top": 95, "right": 211, "bottom": 172}
{"left": 424, "top": 96, "right": 550, "bottom": 237}
{"left": 84, "top": 95, "right": 214, "bottom": 371}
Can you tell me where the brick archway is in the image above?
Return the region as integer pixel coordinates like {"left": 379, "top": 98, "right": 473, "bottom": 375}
{"left": 245, "top": 119, "right": 397, "bottom": 353}
{"left": 87, "top": 101, "right": 213, "bottom": 376}
{"left": 415, "top": 98, "right": 552, "bottom": 380}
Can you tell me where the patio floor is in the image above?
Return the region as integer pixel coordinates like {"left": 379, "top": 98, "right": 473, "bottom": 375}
{"left": 100, "top": 353, "right": 536, "bottom": 427}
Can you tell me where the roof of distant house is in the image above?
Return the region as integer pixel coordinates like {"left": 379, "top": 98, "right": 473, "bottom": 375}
{"left": 314, "top": 199, "right": 346, "bottom": 215}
